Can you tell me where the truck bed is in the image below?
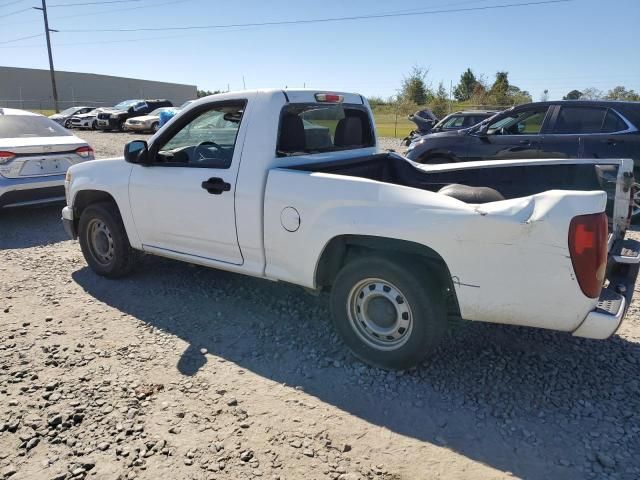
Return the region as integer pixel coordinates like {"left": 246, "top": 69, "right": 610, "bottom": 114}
{"left": 289, "top": 152, "right": 616, "bottom": 207}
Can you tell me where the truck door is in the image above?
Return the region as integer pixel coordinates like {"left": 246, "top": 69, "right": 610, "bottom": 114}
{"left": 128, "top": 100, "right": 247, "bottom": 265}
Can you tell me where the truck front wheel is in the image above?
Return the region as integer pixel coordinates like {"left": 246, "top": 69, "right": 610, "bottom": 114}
{"left": 78, "top": 202, "right": 137, "bottom": 278}
{"left": 330, "top": 256, "right": 446, "bottom": 370}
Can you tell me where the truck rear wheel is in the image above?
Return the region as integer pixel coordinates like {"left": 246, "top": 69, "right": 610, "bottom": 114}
{"left": 78, "top": 202, "right": 137, "bottom": 278}
{"left": 330, "top": 256, "right": 446, "bottom": 370}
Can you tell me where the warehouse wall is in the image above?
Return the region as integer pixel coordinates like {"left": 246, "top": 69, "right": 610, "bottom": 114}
{"left": 0, "top": 66, "right": 197, "bottom": 110}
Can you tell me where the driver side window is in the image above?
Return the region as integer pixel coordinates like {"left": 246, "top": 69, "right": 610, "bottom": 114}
{"left": 488, "top": 108, "right": 548, "bottom": 135}
{"left": 156, "top": 101, "right": 245, "bottom": 169}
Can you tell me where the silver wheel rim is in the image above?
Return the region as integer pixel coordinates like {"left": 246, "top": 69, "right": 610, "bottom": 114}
{"left": 347, "top": 278, "right": 413, "bottom": 351}
{"left": 633, "top": 182, "right": 640, "bottom": 217}
{"left": 87, "top": 218, "right": 115, "bottom": 265}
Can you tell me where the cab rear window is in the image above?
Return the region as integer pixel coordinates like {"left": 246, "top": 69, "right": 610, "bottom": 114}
{"left": 277, "top": 103, "right": 374, "bottom": 156}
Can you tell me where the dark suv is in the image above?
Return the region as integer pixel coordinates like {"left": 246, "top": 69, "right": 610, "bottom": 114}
{"left": 96, "top": 99, "right": 173, "bottom": 131}
{"left": 406, "top": 101, "right": 640, "bottom": 170}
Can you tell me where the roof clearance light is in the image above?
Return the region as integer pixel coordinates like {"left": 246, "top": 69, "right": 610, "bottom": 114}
{"left": 315, "top": 93, "right": 344, "bottom": 103}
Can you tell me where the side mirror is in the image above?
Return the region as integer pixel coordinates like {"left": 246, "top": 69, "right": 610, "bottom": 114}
{"left": 124, "top": 140, "right": 149, "bottom": 164}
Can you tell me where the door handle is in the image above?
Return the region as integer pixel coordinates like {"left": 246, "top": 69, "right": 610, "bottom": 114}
{"left": 518, "top": 139, "right": 531, "bottom": 145}
{"left": 603, "top": 138, "right": 621, "bottom": 145}
{"left": 201, "top": 177, "right": 231, "bottom": 195}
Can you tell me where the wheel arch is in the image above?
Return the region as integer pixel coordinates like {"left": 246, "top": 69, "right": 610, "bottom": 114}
{"left": 315, "top": 234, "right": 460, "bottom": 316}
{"left": 72, "top": 189, "right": 120, "bottom": 230}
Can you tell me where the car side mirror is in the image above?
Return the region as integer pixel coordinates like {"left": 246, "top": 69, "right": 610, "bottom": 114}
{"left": 124, "top": 140, "right": 149, "bottom": 164}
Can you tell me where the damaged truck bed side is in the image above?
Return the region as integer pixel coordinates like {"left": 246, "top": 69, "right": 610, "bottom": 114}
{"left": 61, "top": 89, "right": 640, "bottom": 369}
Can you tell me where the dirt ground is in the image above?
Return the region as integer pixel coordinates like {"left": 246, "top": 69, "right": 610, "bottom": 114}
{"left": 1, "top": 132, "right": 639, "bottom": 480}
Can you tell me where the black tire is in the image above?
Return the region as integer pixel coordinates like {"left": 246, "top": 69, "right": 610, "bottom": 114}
{"left": 330, "top": 255, "right": 447, "bottom": 370}
{"left": 78, "top": 202, "right": 137, "bottom": 278}
{"left": 64, "top": 119, "right": 72, "bottom": 128}
{"left": 91, "top": 120, "right": 97, "bottom": 130}
{"left": 151, "top": 122, "right": 159, "bottom": 133}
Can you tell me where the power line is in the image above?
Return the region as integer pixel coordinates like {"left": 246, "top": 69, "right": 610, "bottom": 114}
{"left": 0, "top": 33, "right": 43, "bottom": 44}
{"left": 48, "top": 0, "right": 142, "bottom": 6}
{"left": 10, "top": 0, "right": 190, "bottom": 25}
{"left": 0, "top": 0, "right": 26, "bottom": 8}
{"left": 60, "top": 0, "right": 573, "bottom": 33}
{"left": 0, "top": 6, "right": 30, "bottom": 17}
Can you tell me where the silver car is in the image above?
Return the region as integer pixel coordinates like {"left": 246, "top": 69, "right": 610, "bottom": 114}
{"left": 49, "top": 106, "right": 96, "bottom": 128}
{"left": 0, "top": 108, "right": 94, "bottom": 208}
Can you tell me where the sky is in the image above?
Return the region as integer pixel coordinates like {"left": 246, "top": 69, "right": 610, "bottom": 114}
{"left": 1, "top": 0, "right": 639, "bottom": 101}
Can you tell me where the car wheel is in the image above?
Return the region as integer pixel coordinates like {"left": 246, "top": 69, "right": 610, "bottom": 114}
{"left": 64, "top": 119, "right": 72, "bottom": 128}
{"left": 78, "top": 202, "right": 137, "bottom": 278}
{"left": 91, "top": 120, "right": 97, "bottom": 130}
{"left": 151, "top": 122, "right": 159, "bottom": 133}
{"left": 118, "top": 122, "right": 125, "bottom": 132}
{"left": 330, "top": 255, "right": 447, "bottom": 369}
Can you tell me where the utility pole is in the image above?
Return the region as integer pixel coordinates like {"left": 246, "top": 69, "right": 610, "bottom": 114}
{"left": 34, "top": 0, "right": 59, "bottom": 112}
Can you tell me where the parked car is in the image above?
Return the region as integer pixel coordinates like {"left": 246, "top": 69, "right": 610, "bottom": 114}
{"left": 405, "top": 100, "right": 640, "bottom": 215}
{"left": 96, "top": 99, "right": 173, "bottom": 132}
{"left": 49, "top": 106, "right": 96, "bottom": 128}
{"left": 124, "top": 107, "right": 177, "bottom": 133}
{"left": 0, "top": 108, "right": 94, "bottom": 208}
{"left": 69, "top": 107, "right": 110, "bottom": 130}
{"left": 61, "top": 90, "right": 639, "bottom": 370}
{"left": 406, "top": 101, "right": 640, "bottom": 165}
{"left": 402, "top": 109, "right": 438, "bottom": 146}
{"left": 430, "top": 110, "right": 498, "bottom": 133}
{"left": 159, "top": 99, "right": 196, "bottom": 127}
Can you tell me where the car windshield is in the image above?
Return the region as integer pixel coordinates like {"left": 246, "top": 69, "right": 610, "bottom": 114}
{"left": 179, "top": 100, "right": 194, "bottom": 109}
{"left": 149, "top": 107, "right": 173, "bottom": 116}
{"left": 0, "top": 115, "right": 72, "bottom": 138}
{"left": 114, "top": 100, "right": 142, "bottom": 110}
{"left": 59, "top": 107, "right": 79, "bottom": 116}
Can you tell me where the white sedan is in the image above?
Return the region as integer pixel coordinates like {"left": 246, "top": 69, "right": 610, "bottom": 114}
{"left": 0, "top": 108, "right": 94, "bottom": 208}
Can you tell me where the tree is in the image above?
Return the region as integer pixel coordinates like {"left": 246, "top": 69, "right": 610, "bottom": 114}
{"left": 197, "top": 89, "right": 221, "bottom": 98}
{"left": 540, "top": 89, "right": 549, "bottom": 102}
{"left": 580, "top": 87, "right": 603, "bottom": 100}
{"left": 453, "top": 68, "right": 478, "bottom": 102}
{"left": 507, "top": 85, "right": 532, "bottom": 105}
{"left": 399, "top": 66, "right": 432, "bottom": 105}
{"left": 563, "top": 89, "right": 582, "bottom": 100}
{"left": 490, "top": 71, "right": 510, "bottom": 105}
{"left": 604, "top": 86, "right": 640, "bottom": 101}
{"left": 431, "top": 81, "right": 450, "bottom": 118}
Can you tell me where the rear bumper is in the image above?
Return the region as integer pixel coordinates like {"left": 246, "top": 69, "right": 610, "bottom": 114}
{"left": 0, "top": 174, "right": 66, "bottom": 208}
{"left": 573, "top": 238, "right": 640, "bottom": 339}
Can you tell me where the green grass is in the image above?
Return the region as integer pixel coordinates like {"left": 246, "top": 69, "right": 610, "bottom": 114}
{"left": 373, "top": 112, "right": 415, "bottom": 139}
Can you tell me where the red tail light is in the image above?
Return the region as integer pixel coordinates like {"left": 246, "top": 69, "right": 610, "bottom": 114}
{"left": 75, "top": 146, "right": 94, "bottom": 159}
{"left": 0, "top": 151, "right": 15, "bottom": 164}
{"left": 568, "top": 212, "right": 608, "bottom": 298}
{"left": 315, "top": 93, "right": 344, "bottom": 103}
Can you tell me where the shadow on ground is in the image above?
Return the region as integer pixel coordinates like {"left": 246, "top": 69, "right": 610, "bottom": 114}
{"left": 0, "top": 204, "right": 67, "bottom": 249}
{"left": 72, "top": 254, "right": 640, "bottom": 480}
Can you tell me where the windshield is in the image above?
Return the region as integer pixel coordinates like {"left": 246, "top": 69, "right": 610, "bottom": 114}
{"left": 0, "top": 115, "right": 72, "bottom": 138}
{"left": 179, "top": 100, "right": 194, "bottom": 109}
{"left": 149, "top": 107, "right": 174, "bottom": 116}
{"left": 59, "top": 107, "right": 79, "bottom": 116}
{"left": 114, "top": 100, "right": 143, "bottom": 110}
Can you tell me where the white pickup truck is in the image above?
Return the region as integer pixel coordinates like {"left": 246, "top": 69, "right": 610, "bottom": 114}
{"left": 61, "top": 89, "right": 640, "bottom": 369}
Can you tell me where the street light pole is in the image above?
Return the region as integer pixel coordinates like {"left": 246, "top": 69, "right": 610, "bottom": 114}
{"left": 34, "top": 0, "right": 59, "bottom": 113}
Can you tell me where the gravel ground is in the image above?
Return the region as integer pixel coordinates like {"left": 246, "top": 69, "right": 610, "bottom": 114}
{"left": 1, "top": 131, "right": 639, "bottom": 480}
